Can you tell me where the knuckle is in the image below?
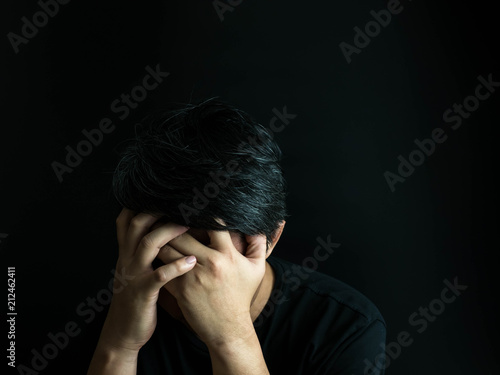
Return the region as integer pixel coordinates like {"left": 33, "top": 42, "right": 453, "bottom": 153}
{"left": 130, "top": 217, "right": 143, "bottom": 228}
{"left": 206, "top": 254, "right": 222, "bottom": 273}
{"left": 174, "top": 258, "right": 189, "bottom": 273}
{"left": 154, "top": 268, "right": 168, "bottom": 283}
{"left": 139, "top": 234, "right": 156, "bottom": 249}
{"left": 193, "top": 270, "right": 204, "bottom": 285}
{"left": 205, "top": 256, "right": 216, "bottom": 269}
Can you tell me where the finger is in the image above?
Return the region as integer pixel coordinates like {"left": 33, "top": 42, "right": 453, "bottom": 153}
{"left": 150, "top": 220, "right": 167, "bottom": 232}
{"left": 135, "top": 222, "right": 190, "bottom": 267}
{"left": 157, "top": 243, "right": 185, "bottom": 265}
{"left": 147, "top": 256, "right": 197, "bottom": 291}
{"left": 207, "top": 219, "right": 233, "bottom": 253}
{"left": 125, "top": 213, "right": 162, "bottom": 258}
{"left": 167, "top": 233, "right": 211, "bottom": 262}
{"left": 244, "top": 234, "right": 267, "bottom": 261}
{"left": 116, "top": 208, "right": 135, "bottom": 249}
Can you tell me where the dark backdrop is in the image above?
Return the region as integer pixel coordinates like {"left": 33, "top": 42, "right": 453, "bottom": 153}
{"left": 2, "top": 1, "right": 497, "bottom": 374}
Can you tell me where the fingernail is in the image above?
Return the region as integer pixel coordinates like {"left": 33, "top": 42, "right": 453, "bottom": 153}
{"left": 185, "top": 256, "right": 196, "bottom": 264}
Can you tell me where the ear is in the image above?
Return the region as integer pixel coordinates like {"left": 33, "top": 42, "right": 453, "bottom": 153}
{"left": 265, "top": 220, "right": 286, "bottom": 258}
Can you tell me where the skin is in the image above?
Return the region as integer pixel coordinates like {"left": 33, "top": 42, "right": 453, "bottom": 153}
{"left": 157, "top": 227, "right": 279, "bottom": 333}
{"left": 87, "top": 208, "right": 285, "bottom": 375}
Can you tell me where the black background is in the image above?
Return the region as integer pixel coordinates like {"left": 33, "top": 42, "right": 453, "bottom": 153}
{"left": 2, "top": 0, "right": 498, "bottom": 374}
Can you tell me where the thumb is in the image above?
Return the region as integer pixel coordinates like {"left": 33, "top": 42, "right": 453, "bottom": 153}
{"left": 244, "top": 234, "right": 267, "bottom": 261}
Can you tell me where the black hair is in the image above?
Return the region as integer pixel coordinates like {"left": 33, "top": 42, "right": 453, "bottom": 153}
{"left": 112, "top": 98, "right": 287, "bottom": 249}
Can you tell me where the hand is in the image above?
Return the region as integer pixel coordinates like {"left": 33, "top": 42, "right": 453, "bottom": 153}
{"left": 157, "top": 225, "right": 268, "bottom": 348}
{"left": 97, "top": 208, "right": 197, "bottom": 354}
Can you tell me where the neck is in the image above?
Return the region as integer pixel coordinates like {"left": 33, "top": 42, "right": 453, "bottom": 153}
{"left": 249, "top": 260, "right": 276, "bottom": 322}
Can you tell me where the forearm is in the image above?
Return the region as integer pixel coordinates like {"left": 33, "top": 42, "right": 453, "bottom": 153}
{"left": 208, "top": 328, "right": 270, "bottom": 375}
{"left": 87, "top": 342, "right": 138, "bottom": 375}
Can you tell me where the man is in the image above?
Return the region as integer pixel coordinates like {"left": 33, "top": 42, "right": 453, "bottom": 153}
{"left": 87, "top": 98, "right": 386, "bottom": 375}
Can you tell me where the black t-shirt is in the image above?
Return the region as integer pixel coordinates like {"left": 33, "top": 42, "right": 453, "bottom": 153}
{"left": 137, "top": 256, "right": 386, "bottom": 375}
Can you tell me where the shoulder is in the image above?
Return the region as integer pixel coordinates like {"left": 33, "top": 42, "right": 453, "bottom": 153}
{"left": 264, "top": 256, "right": 386, "bottom": 372}
{"left": 266, "top": 255, "right": 385, "bottom": 327}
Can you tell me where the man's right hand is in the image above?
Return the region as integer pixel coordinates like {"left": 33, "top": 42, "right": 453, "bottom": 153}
{"left": 87, "top": 208, "right": 196, "bottom": 375}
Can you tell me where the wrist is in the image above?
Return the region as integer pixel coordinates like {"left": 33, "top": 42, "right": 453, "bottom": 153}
{"left": 95, "top": 338, "right": 140, "bottom": 363}
{"left": 207, "top": 329, "right": 269, "bottom": 375}
{"left": 87, "top": 341, "right": 138, "bottom": 375}
{"left": 98, "top": 316, "right": 144, "bottom": 354}
{"left": 206, "top": 318, "right": 257, "bottom": 353}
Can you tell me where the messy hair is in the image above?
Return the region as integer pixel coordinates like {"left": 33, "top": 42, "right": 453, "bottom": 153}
{"left": 112, "top": 98, "right": 287, "bottom": 248}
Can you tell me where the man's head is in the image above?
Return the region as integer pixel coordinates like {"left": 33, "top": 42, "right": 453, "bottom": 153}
{"left": 112, "top": 98, "right": 287, "bottom": 251}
